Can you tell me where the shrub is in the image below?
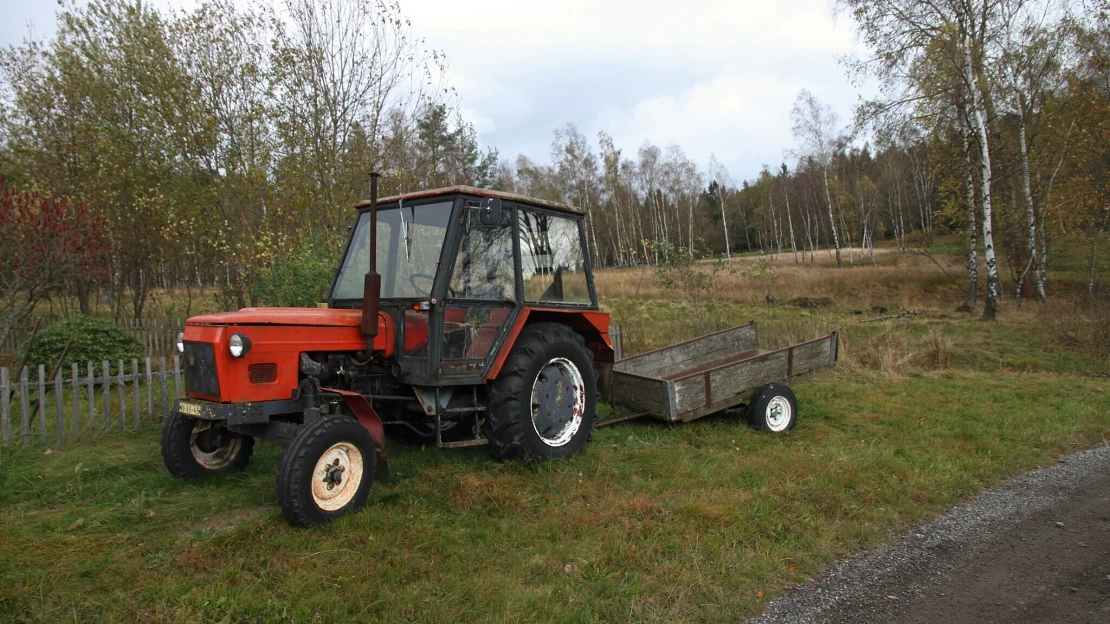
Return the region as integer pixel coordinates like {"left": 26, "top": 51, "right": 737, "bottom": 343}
{"left": 22, "top": 315, "right": 144, "bottom": 377}
{"left": 252, "top": 238, "right": 340, "bottom": 308}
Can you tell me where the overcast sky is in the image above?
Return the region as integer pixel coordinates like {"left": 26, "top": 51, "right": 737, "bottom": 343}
{"left": 1, "top": 0, "right": 872, "bottom": 181}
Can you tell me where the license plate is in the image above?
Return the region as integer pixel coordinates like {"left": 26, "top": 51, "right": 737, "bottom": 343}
{"left": 179, "top": 402, "right": 202, "bottom": 417}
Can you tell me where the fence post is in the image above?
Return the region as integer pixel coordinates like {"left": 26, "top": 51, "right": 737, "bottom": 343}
{"left": 37, "top": 364, "right": 46, "bottom": 443}
{"left": 72, "top": 363, "right": 80, "bottom": 435}
{"left": 102, "top": 360, "right": 111, "bottom": 432}
{"left": 159, "top": 356, "right": 168, "bottom": 418}
{"left": 1, "top": 367, "right": 9, "bottom": 443}
{"left": 145, "top": 357, "right": 153, "bottom": 420}
{"left": 54, "top": 369, "right": 63, "bottom": 447}
{"left": 87, "top": 361, "right": 95, "bottom": 431}
{"left": 117, "top": 360, "right": 125, "bottom": 431}
{"left": 173, "top": 355, "right": 181, "bottom": 400}
{"left": 20, "top": 366, "right": 30, "bottom": 446}
{"left": 132, "top": 359, "right": 140, "bottom": 428}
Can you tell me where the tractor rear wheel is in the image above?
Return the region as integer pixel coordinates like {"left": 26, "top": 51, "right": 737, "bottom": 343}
{"left": 161, "top": 410, "right": 254, "bottom": 478}
{"left": 277, "top": 416, "right": 378, "bottom": 527}
{"left": 483, "top": 322, "right": 596, "bottom": 463}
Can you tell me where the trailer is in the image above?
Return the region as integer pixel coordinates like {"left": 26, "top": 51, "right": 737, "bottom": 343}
{"left": 608, "top": 322, "right": 838, "bottom": 430}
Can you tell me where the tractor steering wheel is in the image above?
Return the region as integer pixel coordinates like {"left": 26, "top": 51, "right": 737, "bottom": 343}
{"left": 409, "top": 273, "right": 435, "bottom": 297}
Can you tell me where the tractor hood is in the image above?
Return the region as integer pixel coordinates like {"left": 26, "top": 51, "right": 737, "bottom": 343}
{"left": 187, "top": 308, "right": 363, "bottom": 327}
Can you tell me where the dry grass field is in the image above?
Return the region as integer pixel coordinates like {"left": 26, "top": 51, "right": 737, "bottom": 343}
{"left": 1, "top": 242, "right": 1108, "bottom": 623}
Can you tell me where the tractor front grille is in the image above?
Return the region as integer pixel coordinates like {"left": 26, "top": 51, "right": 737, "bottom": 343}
{"left": 183, "top": 342, "right": 220, "bottom": 396}
{"left": 248, "top": 363, "right": 278, "bottom": 384}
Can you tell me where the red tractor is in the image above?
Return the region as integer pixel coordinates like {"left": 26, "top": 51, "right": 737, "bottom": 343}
{"left": 162, "top": 177, "right": 613, "bottom": 526}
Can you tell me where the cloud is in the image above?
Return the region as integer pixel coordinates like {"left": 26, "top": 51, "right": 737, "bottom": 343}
{"left": 406, "top": 0, "right": 870, "bottom": 180}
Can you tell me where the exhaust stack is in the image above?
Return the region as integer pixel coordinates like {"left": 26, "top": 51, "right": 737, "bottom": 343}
{"left": 361, "top": 172, "right": 381, "bottom": 337}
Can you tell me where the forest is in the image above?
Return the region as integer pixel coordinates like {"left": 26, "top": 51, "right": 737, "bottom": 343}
{"left": 1, "top": 0, "right": 1108, "bottom": 339}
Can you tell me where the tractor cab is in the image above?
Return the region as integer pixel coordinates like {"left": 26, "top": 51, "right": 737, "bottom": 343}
{"left": 329, "top": 187, "right": 604, "bottom": 386}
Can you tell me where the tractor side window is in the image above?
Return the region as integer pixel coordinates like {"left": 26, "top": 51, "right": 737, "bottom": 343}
{"left": 447, "top": 208, "right": 515, "bottom": 301}
{"left": 518, "top": 210, "right": 590, "bottom": 305}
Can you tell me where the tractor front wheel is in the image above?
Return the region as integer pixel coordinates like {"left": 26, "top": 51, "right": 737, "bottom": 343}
{"left": 161, "top": 410, "right": 254, "bottom": 478}
{"left": 277, "top": 416, "right": 378, "bottom": 527}
{"left": 483, "top": 322, "right": 596, "bottom": 463}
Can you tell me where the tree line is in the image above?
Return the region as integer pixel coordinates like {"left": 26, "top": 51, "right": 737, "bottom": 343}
{"left": 1, "top": 0, "right": 1107, "bottom": 336}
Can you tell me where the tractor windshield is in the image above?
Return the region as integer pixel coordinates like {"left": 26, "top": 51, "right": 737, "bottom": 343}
{"left": 332, "top": 201, "right": 453, "bottom": 300}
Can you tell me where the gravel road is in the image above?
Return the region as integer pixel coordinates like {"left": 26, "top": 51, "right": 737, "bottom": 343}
{"left": 749, "top": 444, "right": 1110, "bottom": 624}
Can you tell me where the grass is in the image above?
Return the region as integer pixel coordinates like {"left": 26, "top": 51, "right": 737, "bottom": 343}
{"left": 2, "top": 243, "right": 1109, "bottom": 623}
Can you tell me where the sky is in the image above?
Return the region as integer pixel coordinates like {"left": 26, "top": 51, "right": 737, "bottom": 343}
{"left": 0, "top": 0, "right": 874, "bottom": 182}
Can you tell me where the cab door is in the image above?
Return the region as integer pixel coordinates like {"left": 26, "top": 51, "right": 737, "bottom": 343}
{"left": 435, "top": 201, "right": 519, "bottom": 382}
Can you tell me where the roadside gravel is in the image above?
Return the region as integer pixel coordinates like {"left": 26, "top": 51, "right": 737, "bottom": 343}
{"left": 748, "top": 444, "right": 1110, "bottom": 624}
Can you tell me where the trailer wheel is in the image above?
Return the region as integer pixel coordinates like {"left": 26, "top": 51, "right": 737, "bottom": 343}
{"left": 484, "top": 322, "right": 596, "bottom": 462}
{"left": 161, "top": 410, "right": 253, "bottom": 478}
{"left": 747, "top": 383, "right": 798, "bottom": 433}
{"left": 277, "top": 416, "right": 377, "bottom": 527}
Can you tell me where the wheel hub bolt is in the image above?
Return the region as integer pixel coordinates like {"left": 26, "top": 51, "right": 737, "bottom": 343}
{"left": 323, "top": 459, "right": 346, "bottom": 490}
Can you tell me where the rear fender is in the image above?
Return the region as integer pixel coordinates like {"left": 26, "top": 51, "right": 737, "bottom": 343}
{"left": 486, "top": 308, "right": 614, "bottom": 381}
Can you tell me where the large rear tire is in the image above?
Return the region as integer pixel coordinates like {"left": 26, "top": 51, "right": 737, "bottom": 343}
{"left": 277, "top": 416, "right": 377, "bottom": 527}
{"left": 483, "top": 323, "right": 596, "bottom": 463}
{"left": 161, "top": 410, "right": 253, "bottom": 478}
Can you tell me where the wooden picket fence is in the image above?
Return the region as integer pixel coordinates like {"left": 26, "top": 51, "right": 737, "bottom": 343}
{"left": 0, "top": 316, "right": 185, "bottom": 358}
{"left": 0, "top": 356, "right": 182, "bottom": 447}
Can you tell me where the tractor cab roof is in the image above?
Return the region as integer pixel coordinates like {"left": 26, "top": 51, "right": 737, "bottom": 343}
{"left": 355, "top": 185, "right": 585, "bottom": 216}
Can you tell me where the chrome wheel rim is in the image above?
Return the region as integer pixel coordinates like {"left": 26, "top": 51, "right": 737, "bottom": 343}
{"left": 190, "top": 422, "right": 242, "bottom": 470}
{"left": 311, "top": 442, "right": 364, "bottom": 511}
{"left": 765, "top": 396, "right": 792, "bottom": 432}
{"left": 530, "top": 357, "right": 586, "bottom": 447}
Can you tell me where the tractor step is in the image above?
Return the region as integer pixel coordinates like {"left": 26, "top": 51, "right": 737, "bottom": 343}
{"left": 439, "top": 438, "right": 489, "bottom": 449}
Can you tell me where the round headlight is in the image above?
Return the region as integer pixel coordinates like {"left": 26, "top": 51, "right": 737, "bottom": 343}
{"left": 229, "top": 333, "right": 251, "bottom": 358}
{"left": 176, "top": 331, "right": 185, "bottom": 353}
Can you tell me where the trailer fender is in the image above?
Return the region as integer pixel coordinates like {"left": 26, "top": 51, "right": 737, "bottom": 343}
{"left": 322, "top": 387, "right": 386, "bottom": 457}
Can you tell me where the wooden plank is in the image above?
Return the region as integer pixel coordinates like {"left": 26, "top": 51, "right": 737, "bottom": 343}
{"left": 37, "top": 365, "right": 46, "bottom": 443}
{"left": 173, "top": 355, "right": 181, "bottom": 400}
{"left": 132, "top": 359, "right": 140, "bottom": 427}
{"left": 102, "top": 360, "right": 111, "bottom": 431}
{"left": 71, "top": 363, "right": 79, "bottom": 434}
{"left": 20, "top": 366, "right": 29, "bottom": 445}
{"left": 1, "top": 367, "right": 9, "bottom": 443}
{"left": 673, "top": 351, "right": 788, "bottom": 419}
{"left": 789, "top": 335, "right": 837, "bottom": 378}
{"left": 159, "top": 356, "right": 168, "bottom": 417}
{"left": 54, "top": 369, "right": 63, "bottom": 446}
{"left": 615, "top": 323, "right": 758, "bottom": 379}
{"left": 87, "top": 361, "right": 95, "bottom": 430}
{"left": 610, "top": 372, "right": 674, "bottom": 420}
{"left": 117, "top": 360, "right": 126, "bottom": 431}
{"left": 145, "top": 357, "right": 153, "bottom": 420}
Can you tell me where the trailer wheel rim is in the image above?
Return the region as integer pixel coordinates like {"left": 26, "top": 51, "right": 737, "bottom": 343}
{"left": 311, "top": 442, "right": 364, "bottom": 511}
{"left": 530, "top": 357, "right": 585, "bottom": 447}
{"left": 765, "top": 396, "right": 792, "bottom": 432}
{"left": 189, "top": 422, "right": 242, "bottom": 470}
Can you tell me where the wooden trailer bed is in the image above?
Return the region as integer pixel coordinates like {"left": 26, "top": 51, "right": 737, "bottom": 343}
{"left": 609, "top": 322, "right": 838, "bottom": 422}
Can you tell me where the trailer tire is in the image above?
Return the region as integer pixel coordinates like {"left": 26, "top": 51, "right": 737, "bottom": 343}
{"left": 484, "top": 322, "right": 596, "bottom": 463}
{"left": 161, "top": 410, "right": 253, "bottom": 478}
{"left": 747, "top": 383, "right": 798, "bottom": 433}
{"left": 277, "top": 416, "right": 377, "bottom": 527}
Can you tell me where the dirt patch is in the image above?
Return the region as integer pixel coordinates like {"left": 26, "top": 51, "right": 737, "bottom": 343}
{"left": 749, "top": 445, "right": 1110, "bottom": 624}
{"left": 194, "top": 505, "right": 268, "bottom": 534}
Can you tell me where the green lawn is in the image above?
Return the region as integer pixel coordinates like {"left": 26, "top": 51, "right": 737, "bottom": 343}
{"left": 2, "top": 289, "right": 1108, "bottom": 623}
{"left": 2, "top": 366, "right": 1107, "bottom": 622}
